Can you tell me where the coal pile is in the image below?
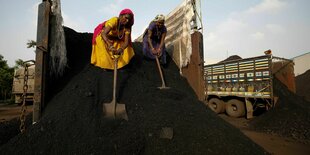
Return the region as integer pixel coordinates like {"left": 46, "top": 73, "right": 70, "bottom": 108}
{"left": 0, "top": 27, "right": 268, "bottom": 155}
{"left": 218, "top": 55, "right": 242, "bottom": 63}
{"left": 249, "top": 77, "right": 310, "bottom": 144}
{"left": 296, "top": 70, "right": 310, "bottom": 102}
{"left": 0, "top": 114, "right": 32, "bottom": 146}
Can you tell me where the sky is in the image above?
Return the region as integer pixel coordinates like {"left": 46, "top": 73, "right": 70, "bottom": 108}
{"left": 0, "top": 0, "right": 309, "bottom": 67}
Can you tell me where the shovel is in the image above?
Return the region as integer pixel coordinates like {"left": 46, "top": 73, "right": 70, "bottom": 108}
{"left": 155, "top": 56, "right": 170, "bottom": 90}
{"left": 103, "top": 55, "right": 128, "bottom": 120}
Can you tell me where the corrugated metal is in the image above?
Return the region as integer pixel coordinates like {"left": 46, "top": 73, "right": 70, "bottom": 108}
{"left": 293, "top": 52, "right": 310, "bottom": 76}
{"left": 162, "top": 0, "right": 195, "bottom": 69}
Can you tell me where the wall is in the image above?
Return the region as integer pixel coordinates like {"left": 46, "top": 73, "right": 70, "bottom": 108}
{"left": 181, "top": 32, "right": 205, "bottom": 101}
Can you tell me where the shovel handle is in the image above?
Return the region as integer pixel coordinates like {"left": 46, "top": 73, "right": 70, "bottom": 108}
{"left": 112, "top": 58, "right": 118, "bottom": 101}
{"left": 155, "top": 56, "right": 166, "bottom": 87}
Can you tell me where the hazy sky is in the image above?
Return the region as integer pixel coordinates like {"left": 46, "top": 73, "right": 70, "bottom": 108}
{"left": 0, "top": 0, "right": 309, "bottom": 67}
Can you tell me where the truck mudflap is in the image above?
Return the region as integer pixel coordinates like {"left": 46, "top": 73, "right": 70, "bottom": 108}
{"left": 245, "top": 98, "right": 253, "bottom": 119}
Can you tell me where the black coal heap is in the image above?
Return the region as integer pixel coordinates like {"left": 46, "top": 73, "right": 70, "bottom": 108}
{"left": 0, "top": 27, "right": 267, "bottom": 155}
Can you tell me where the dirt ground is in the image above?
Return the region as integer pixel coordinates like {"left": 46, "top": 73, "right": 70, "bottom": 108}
{"left": 0, "top": 104, "right": 32, "bottom": 123}
{"left": 219, "top": 114, "right": 310, "bottom": 155}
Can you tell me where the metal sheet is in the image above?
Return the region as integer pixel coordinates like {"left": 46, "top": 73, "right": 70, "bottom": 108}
{"left": 33, "top": 1, "right": 50, "bottom": 123}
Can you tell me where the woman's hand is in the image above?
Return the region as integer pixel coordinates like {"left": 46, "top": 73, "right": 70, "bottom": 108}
{"left": 115, "top": 48, "right": 123, "bottom": 55}
{"left": 106, "top": 38, "right": 114, "bottom": 46}
{"left": 152, "top": 47, "right": 162, "bottom": 57}
{"left": 156, "top": 48, "right": 162, "bottom": 57}
{"left": 151, "top": 48, "right": 157, "bottom": 55}
{"left": 108, "top": 45, "right": 116, "bottom": 52}
{"left": 101, "top": 26, "right": 114, "bottom": 45}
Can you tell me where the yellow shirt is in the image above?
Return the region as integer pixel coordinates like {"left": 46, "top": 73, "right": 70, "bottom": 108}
{"left": 91, "top": 17, "right": 135, "bottom": 69}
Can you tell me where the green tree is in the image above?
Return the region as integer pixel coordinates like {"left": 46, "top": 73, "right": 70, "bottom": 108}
{"left": 27, "top": 40, "right": 36, "bottom": 48}
{"left": 0, "top": 40, "right": 36, "bottom": 102}
{"left": 0, "top": 54, "right": 14, "bottom": 101}
{"left": 14, "top": 59, "right": 25, "bottom": 69}
{"left": 14, "top": 40, "right": 36, "bottom": 69}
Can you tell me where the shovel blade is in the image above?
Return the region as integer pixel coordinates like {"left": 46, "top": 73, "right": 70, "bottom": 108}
{"left": 103, "top": 102, "right": 128, "bottom": 120}
{"left": 157, "top": 86, "right": 171, "bottom": 90}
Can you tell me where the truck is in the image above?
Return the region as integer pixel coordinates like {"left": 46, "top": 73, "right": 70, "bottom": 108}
{"left": 204, "top": 52, "right": 295, "bottom": 118}
{"left": 12, "top": 65, "right": 35, "bottom": 105}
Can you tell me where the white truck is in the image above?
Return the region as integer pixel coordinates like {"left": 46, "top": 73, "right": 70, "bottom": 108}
{"left": 12, "top": 66, "right": 35, "bottom": 105}
{"left": 204, "top": 53, "right": 295, "bottom": 118}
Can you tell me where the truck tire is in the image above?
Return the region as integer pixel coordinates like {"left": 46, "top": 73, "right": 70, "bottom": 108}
{"left": 207, "top": 98, "right": 225, "bottom": 114}
{"left": 226, "top": 99, "right": 245, "bottom": 118}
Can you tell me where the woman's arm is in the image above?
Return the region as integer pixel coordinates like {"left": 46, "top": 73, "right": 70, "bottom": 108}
{"left": 156, "top": 32, "right": 166, "bottom": 56}
{"left": 116, "top": 30, "right": 130, "bottom": 54}
{"left": 147, "top": 29, "right": 154, "bottom": 50}
{"left": 147, "top": 29, "right": 157, "bottom": 54}
{"left": 101, "top": 26, "right": 115, "bottom": 51}
{"left": 159, "top": 32, "right": 166, "bottom": 50}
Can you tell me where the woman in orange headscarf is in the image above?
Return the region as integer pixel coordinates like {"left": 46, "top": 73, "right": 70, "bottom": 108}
{"left": 91, "top": 9, "right": 135, "bottom": 69}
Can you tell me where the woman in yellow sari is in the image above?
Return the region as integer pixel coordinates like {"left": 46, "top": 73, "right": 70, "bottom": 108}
{"left": 91, "top": 9, "right": 135, "bottom": 69}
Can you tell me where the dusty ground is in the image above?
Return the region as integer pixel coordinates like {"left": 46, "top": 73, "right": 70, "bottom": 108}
{"left": 219, "top": 114, "right": 310, "bottom": 155}
{"left": 0, "top": 104, "right": 32, "bottom": 123}
{"left": 218, "top": 69, "right": 310, "bottom": 155}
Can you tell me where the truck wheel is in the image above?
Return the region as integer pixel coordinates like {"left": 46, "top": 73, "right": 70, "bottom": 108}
{"left": 207, "top": 98, "right": 225, "bottom": 114}
{"left": 226, "top": 99, "right": 245, "bottom": 118}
